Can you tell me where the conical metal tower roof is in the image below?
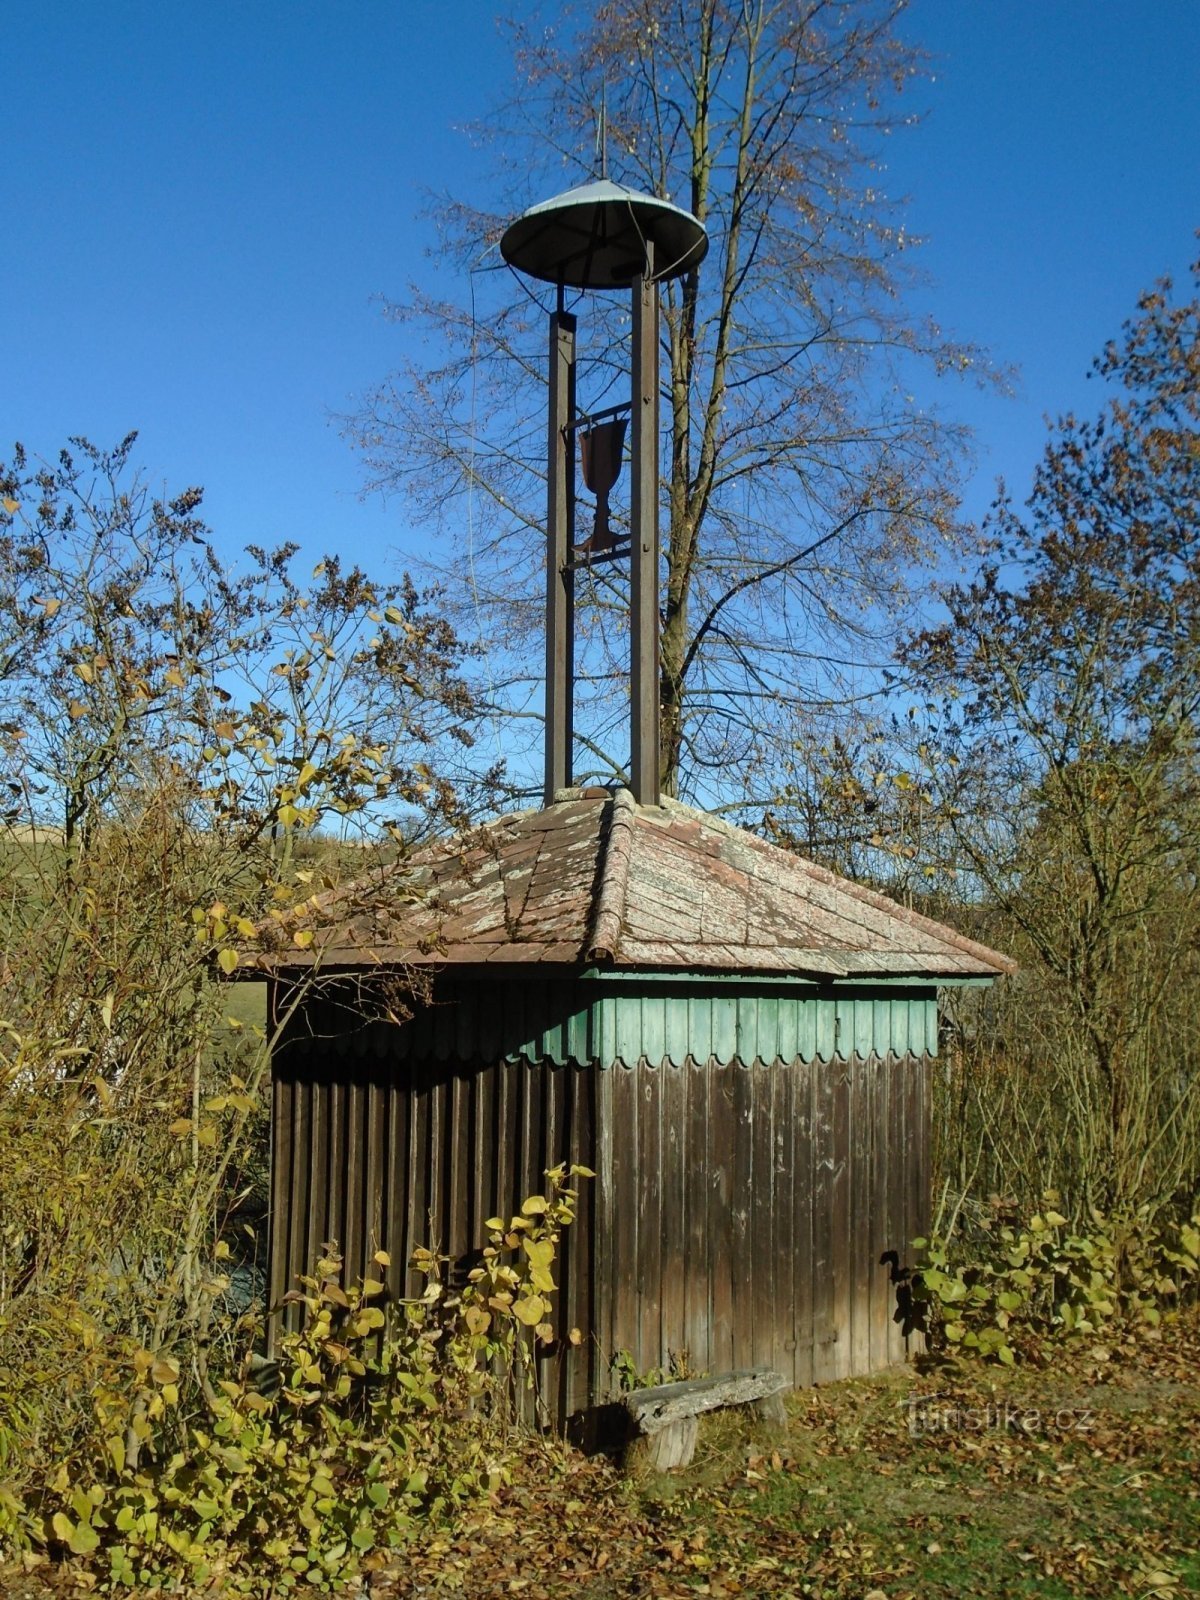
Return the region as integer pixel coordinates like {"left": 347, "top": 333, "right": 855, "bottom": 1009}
{"left": 500, "top": 177, "right": 707, "bottom": 289}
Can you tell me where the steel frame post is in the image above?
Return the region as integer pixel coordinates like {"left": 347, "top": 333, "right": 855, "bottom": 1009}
{"left": 630, "top": 242, "right": 660, "bottom": 806}
{"left": 545, "top": 303, "right": 577, "bottom": 804}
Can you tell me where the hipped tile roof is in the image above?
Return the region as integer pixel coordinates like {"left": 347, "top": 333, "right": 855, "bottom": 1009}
{"left": 257, "top": 788, "right": 1014, "bottom": 981}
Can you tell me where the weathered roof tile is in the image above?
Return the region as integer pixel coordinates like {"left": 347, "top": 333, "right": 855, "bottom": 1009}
{"left": 254, "top": 789, "right": 1014, "bottom": 981}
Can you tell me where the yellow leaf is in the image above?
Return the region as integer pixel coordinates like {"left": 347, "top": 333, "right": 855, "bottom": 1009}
{"left": 292, "top": 929, "right": 314, "bottom": 949}
{"left": 195, "top": 1121, "right": 217, "bottom": 1148}
{"left": 520, "top": 1195, "right": 549, "bottom": 1216}
{"left": 373, "top": 1249, "right": 391, "bottom": 1267}
{"left": 484, "top": 1217, "right": 506, "bottom": 1233}
{"left": 511, "top": 1294, "right": 545, "bottom": 1326}
{"left": 217, "top": 948, "right": 239, "bottom": 975}
{"left": 168, "top": 1118, "right": 193, "bottom": 1138}
{"left": 1, "top": 496, "right": 19, "bottom": 515}
{"left": 151, "top": 1358, "right": 180, "bottom": 1385}
{"left": 464, "top": 1305, "right": 491, "bottom": 1336}
{"left": 164, "top": 667, "right": 185, "bottom": 688}
{"left": 68, "top": 700, "right": 87, "bottom": 719}
{"left": 73, "top": 661, "right": 94, "bottom": 685}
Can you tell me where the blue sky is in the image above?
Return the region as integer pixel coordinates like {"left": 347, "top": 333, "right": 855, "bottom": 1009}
{"left": 4, "top": 1, "right": 1198, "bottom": 577}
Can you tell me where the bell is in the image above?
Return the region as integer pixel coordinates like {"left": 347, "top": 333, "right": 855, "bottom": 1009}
{"left": 577, "top": 417, "right": 628, "bottom": 554}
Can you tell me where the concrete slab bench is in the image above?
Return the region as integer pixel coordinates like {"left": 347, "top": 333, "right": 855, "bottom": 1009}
{"left": 621, "top": 1368, "right": 789, "bottom": 1469}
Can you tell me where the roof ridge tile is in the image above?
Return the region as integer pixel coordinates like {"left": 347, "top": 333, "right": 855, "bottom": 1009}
{"left": 586, "top": 788, "right": 636, "bottom": 962}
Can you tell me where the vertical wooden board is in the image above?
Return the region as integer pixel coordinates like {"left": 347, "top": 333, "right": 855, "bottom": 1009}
{"left": 637, "top": 1063, "right": 663, "bottom": 1374}
{"left": 493, "top": 1059, "right": 513, "bottom": 1232}
{"left": 869, "top": 1056, "right": 891, "bottom": 1373}
{"left": 302, "top": 1077, "right": 324, "bottom": 1281}
{"left": 439, "top": 1068, "right": 457, "bottom": 1260}
{"left": 848, "top": 1055, "right": 872, "bottom": 1378}
{"left": 918, "top": 1055, "right": 932, "bottom": 1244}
{"left": 791, "top": 1058, "right": 814, "bottom": 1388}
{"left": 713, "top": 994, "right": 737, "bottom": 1066}
{"left": 288, "top": 1076, "right": 312, "bottom": 1296}
{"left": 687, "top": 996, "right": 710, "bottom": 1067}
{"left": 594, "top": 1066, "right": 615, "bottom": 1396}
{"left": 513, "top": 1060, "right": 532, "bottom": 1209}
{"left": 683, "top": 1059, "right": 711, "bottom": 1375}
{"left": 406, "top": 1060, "right": 430, "bottom": 1297}
{"left": 609, "top": 1067, "right": 640, "bottom": 1373}
{"left": 729, "top": 1062, "right": 755, "bottom": 1363}
{"left": 269, "top": 1074, "right": 291, "bottom": 1323}
{"left": 917, "top": 1056, "right": 932, "bottom": 1355}
{"left": 562, "top": 1064, "right": 595, "bottom": 1418}
{"left": 828, "top": 1056, "right": 852, "bottom": 1382}
{"left": 447, "top": 1068, "right": 471, "bottom": 1262}
{"left": 794, "top": 999, "right": 813, "bottom": 1065}
{"left": 708, "top": 1062, "right": 735, "bottom": 1373}
{"left": 385, "top": 1069, "right": 408, "bottom": 1303}
{"left": 896, "top": 1056, "right": 908, "bottom": 1356}
{"left": 473, "top": 1061, "right": 495, "bottom": 1244}
{"left": 750, "top": 1064, "right": 776, "bottom": 1370}
{"left": 365, "top": 1079, "right": 386, "bottom": 1267}
{"left": 324, "top": 1077, "right": 346, "bottom": 1263}
{"left": 906, "top": 1054, "right": 924, "bottom": 1267}
{"left": 641, "top": 996, "right": 666, "bottom": 1068}
{"left": 343, "top": 1078, "right": 365, "bottom": 1283}
{"left": 615, "top": 997, "right": 641, "bottom": 1067}
{"left": 664, "top": 995, "right": 689, "bottom": 1067}
{"left": 658, "top": 1059, "right": 688, "bottom": 1366}
{"left": 810, "top": 1058, "right": 837, "bottom": 1383}
{"left": 816, "top": 999, "right": 837, "bottom": 1063}
{"left": 769, "top": 1063, "right": 794, "bottom": 1382}
{"left": 759, "top": 996, "right": 780, "bottom": 1067}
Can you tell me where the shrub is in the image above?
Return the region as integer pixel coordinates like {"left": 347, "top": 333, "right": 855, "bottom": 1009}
{"left": 0, "top": 1166, "right": 590, "bottom": 1594}
{"left": 913, "top": 1197, "right": 1200, "bottom": 1365}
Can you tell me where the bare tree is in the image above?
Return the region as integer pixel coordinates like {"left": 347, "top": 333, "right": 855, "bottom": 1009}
{"left": 350, "top": 0, "right": 994, "bottom": 802}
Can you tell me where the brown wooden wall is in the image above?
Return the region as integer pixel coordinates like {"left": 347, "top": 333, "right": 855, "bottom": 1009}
{"left": 594, "top": 1053, "right": 928, "bottom": 1388}
{"left": 269, "top": 1049, "right": 597, "bottom": 1424}
{"left": 269, "top": 1015, "right": 929, "bottom": 1426}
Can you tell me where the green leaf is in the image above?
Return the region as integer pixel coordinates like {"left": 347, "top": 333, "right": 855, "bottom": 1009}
{"left": 69, "top": 1520, "right": 100, "bottom": 1555}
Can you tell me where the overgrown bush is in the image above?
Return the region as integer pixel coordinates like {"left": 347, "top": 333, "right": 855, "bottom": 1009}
{"left": 1, "top": 1167, "right": 589, "bottom": 1593}
{"left": 913, "top": 1196, "right": 1200, "bottom": 1365}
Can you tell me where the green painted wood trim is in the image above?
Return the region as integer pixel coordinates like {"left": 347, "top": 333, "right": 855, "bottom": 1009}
{"left": 334, "top": 979, "right": 940, "bottom": 1069}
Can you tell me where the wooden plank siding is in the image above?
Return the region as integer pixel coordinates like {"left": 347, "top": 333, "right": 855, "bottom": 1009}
{"left": 595, "top": 1053, "right": 928, "bottom": 1394}
{"left": 267, "top": 979, "right": 933, "bottom": 1428}
{"left": 269, "top": 1047, "right": 596, "bottom": 1426}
